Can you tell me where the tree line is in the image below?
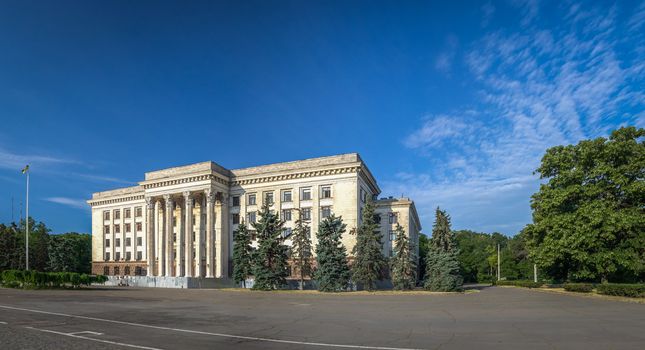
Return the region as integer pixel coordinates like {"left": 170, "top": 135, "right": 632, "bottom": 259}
{"left": 233, "top": 198, "right": 464, "bottom": 291}
{"left": 0, "top": 218, "right": 92, "bottom": 274}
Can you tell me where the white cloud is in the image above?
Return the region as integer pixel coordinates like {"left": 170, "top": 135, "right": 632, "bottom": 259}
{"left": 44, "top": 197, "right": 88, "bottom": 210}
{"left": 434, "top": 35, "right": 459, "bottom": 74}
{"left": 400, "top": 1, "right": 643, "bottom": 235}
{"left": 0, "top": 147, "right": 78, "bottom": 171}
{"left": 481, "top": 2, "right": 495, "bottom": 28}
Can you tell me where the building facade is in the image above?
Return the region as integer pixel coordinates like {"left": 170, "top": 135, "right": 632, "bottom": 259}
{"left": 88, "top": 153, "right": 421, "bottom": 278}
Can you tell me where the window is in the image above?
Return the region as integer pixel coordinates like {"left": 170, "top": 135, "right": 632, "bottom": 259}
{"left": 282, "top": 190, "right": 292, "bottom": 202}
{"left": 247, "top": 193, "right": 256, "bottom": 206}
{"left": 114, "top": 209, "right": 120, "bottom": 220}
{"left": 135, "top": 207, "right": 142, "bottom": 217}
{"left": 103, "top": 211, "right": 110, "bottom": 220}
{"left": 103, "top": 266, "right": 110, "bottom": 275}
{"left": 264, "top": 191, "right": 274, "bottom": 205}
{"left": 136, "top": 222, "right": 142, "bottom": 232}
{"left": 105, "top": 239, "right": 110, "bottom": 248}
{"left": 126, "top": 238, "right": 131, "bottom": 247}
{"left": 173, "top": 233, "right": 177, "bottom": 242}
{"left": 389, "top": 212, "right": 398, "bottom": 224}
{"left": 105, "top": 252, "right": 110, "bottom": 261}
{"left": 104, "top": 225, "right": 110, "bottom": 234}
{"left": 247, "top": 211, "right": 257, "bottom": 224}
{"left": 115, "top": 238, "right": 121, "bottom": 246}
{"left": 374, "top": 214, "right": 382, "bottom": 224}
{"left": 389, "top": 230, "right": 396, "bottom": 241}
{"left": 125, "top": 208, "right": 131, "bottom": 218}
{"left": 124, "top": 266, "right": 131, "bottom": 275}
{"left": 232, "top": 213, "right": 240, "bottom": 225}
{"left": 360, "top": 188, "right": 366, "bottom": 203}
{"left": 125, "top": 223, "right": 131, "bottom": 233}
{"left": 389, "top": 248, "right": 394, "bottom": 257}
{"left": 114, "top": 266, "right": 120, "bottom": 275}
{"left": 301, "top": 188, "right": 311, "bottom": 201}
{"left": 126, "top": 252, "right": 131, "bottom": 261}
{"left": 282, "top": 228, "right": 292, "bottom": 239}
{"left": 321, "top": 185, "right": 332, "bottom": 199}
{"left": 135, "top": 266, "right": 142, "bottom": 275}
{"left": 301, "top": 208, "right": 311, "bottom": 221}
{"left": 114, "top": 224, "right": 121, "bottom": 234}
{"left": 305, "top": 226, "right": 312, "bottom": 239}
{"left": 137, "top": 237, "right": 142, "bottom": 246}
{"left": 282, "top": 209, "right": 292, "bottom": 221}
{"left": 249, "top": 230, "right": 257, "bottom": 241}
{"left": 321, "top": 206, "right": 332, "bottom": 219}
{"left": 173, "top": 216, "right": 177, "bottom": 227}
{"left": 232, "top": 196, "right": 240, "bottom": 207}
{"left": 115, "top": 252, "right": 121, "bottom": 261}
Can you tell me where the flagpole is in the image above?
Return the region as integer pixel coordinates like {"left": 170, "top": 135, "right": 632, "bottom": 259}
{"left": 25, "top": 166, "right": 29, "bottom": 271}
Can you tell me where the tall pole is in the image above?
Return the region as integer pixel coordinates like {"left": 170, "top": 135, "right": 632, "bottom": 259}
{"left": 497, "top": 244, "right": 500, "bottom": 281}
{"left": 25, "top": 168, "right": 30, "bottom": 271}
{"left": 533, "top": 264, "right": 537, "bottom": 283}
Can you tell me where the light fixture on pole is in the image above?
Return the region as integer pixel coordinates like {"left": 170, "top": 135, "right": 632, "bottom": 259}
{"left": 21, "top": 164, "right": 29, "bottom": 271}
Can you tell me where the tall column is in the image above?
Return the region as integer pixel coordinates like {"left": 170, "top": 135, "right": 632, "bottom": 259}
{"left": 184, "top": 191, "right": 193, "bottom": 277}
{"left": 215, "top": 193, "right": 229, "bottom": 278}
{"left": 145, "top": 198, "right": 155, "bottom": 276}
{"left": 205, "top": 189, "right": 215, "bottom": 278}
{"left": 111, "top": 215, "right": 116, "bottom": 262}
{"left": 155, "top": 200, "right": 164, "bottom": 276}
{"left": 120, "top": 209, "right": 126, "bottom": 262}
{"left": 196, "top": 195, "right": 204, "bottom": 277}
{"left": 164, "top": 195, "right": 174, "bottom": 277}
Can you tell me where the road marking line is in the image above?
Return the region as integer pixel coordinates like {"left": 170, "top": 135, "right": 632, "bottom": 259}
{"left": 0, "top": 304, "right": 423, "bottom": 350}
{"left": 0, "top": 321, "right": 7, "bottom": 325}
{"left": 25, "top": 326, "right": 164, "bottom": 350}
{"left": 68, "top": 330, "right": 104, "bottom": 336}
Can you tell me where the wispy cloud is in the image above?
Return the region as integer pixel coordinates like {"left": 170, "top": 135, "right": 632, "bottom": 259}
{"left": 481, "top": 2, "right": 495, "bottom": 28}
{"left": 0, "top": 147, "right": 79, "bottom": 171}
{"left": 434, "top": 35, "right": 459, "bottom": 75}
{"left": 400, "top": 1, "right": 644, "bottom": 235}
{"left": 43, "top": 197, "right": 88, "bottom": 210}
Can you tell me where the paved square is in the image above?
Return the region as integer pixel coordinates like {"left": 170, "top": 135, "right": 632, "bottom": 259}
{"left": 0, "top": 286, "right": 643, "bottom": 350}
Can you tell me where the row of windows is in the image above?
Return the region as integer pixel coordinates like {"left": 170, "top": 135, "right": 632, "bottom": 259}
{"left": 232, "top": 185, "right": 332, "bottom": 207}
{"left": 104, "top": 207, "right": 142, "bottom": 220}
{"left": 237, "top": 226, "right": 312, "bottom": 241}
{"left": 104, "top": 222, "right": 142, "bottom": 234}
{"left": 105, "top": 251, "right": 143, "bottom": 261}
{"left": 233, "top": 206, "right": 331, "bottom": 225}
{"left": 105, "top": 237, "right": 143, "bottom": 248}
{"left": 104, "top": 265, "right": 145, "bottom": 276}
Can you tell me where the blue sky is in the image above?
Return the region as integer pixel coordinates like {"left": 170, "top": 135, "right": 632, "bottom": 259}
{"left": 0, "top": 0, "right": 643, "bottom": 234}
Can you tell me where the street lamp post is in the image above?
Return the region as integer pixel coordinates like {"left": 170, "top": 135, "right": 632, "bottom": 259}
{"left": 22, "top": 165, "right": 29, "bottom": 271}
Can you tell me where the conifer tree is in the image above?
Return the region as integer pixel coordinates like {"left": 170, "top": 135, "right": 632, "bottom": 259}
{"left": 232, "top": 221, "right": 254, "bottom": 288}
{"left": 389, "top": 223, "right": 417, "bottom": 290}
{"left": 351, "top": 198, "right": 387, "bottom": 291}
{"left": 424, "top": 208, "right": 463, "bottom": 291}
{"left": 290, "top": 210, "right": 313, "bottom": 290}
{"left": 251, "top": 203, "right": 289, "bottom": 290}
{"left": 315, "top": 214, "right": 351, "bottom": 292}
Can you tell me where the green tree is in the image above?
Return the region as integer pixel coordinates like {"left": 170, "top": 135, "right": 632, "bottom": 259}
{"left": 417, "top": 233, "right": 429, "bottom": 282}
{"left": 424, "top": 208, "right": 463, "bottom": 291}
{"left": 291, "top": 210, "right": 313, "bottom": 290}
{"left": 0, "top": 223, "right": 21, "bottom": 271}
{"left": 524, "top": 126, "right": 645, "bottom": 283}
{"left": 251, "top": 203, "right": 289, "bottom": 290}
{"left": 232, "top": 221, "right": 254, "bottom": 288}
{"left": 351, "top": 199, "right": 386, "bottom": 291}
{"left": 389, "top": 223, "right": 417, "bottom": 290}
{"left": 315, "top": 214, "right": 351, "bottom": 292}
{"left": 47, "top": 232, "right": 91, "bottom": 273}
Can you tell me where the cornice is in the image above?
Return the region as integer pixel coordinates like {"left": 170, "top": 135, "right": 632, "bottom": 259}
{"left": 141, "top": 173, "right": 228, "bottom": 189}
{"left": 87, "top": 194, "right": 145, "bottom": 207}
{"left": 230, "top": 165, "right": 360, "bottom": 186}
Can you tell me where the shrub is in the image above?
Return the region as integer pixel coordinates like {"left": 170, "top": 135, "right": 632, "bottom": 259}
{"left": 563, "top": 283, "right": 593, "bottom": 293}
{"left": 596, "top": 284, "right": 645, "bottom": 298}
{"left": 0, "top": 270, "right": 109, "bottom": 289}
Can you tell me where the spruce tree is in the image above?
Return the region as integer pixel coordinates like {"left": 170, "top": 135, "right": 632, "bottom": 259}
{"left": 232, "top": 221, "right": 254, "bottom": 288}
{"left": 351, "top": 198, "right": 387, "bottom": 291}
{"left": 424, "top": 208, "right": 463, "bottom": 291}
{"left": 315, "top": 214, "right": 351, "bottom": 292}
{"left": 251, "top": 203, "right": 289, "bottom": 290}
{"left": 389, "top": 223, "right": 417, "bottom": 290}
{"left": 291, "top": 210, "right": 313, "bottom": 290}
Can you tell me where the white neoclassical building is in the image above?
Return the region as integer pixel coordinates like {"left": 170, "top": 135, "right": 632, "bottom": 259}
{"left": 88, "top": 153, "right": 421, "bottom": 281}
